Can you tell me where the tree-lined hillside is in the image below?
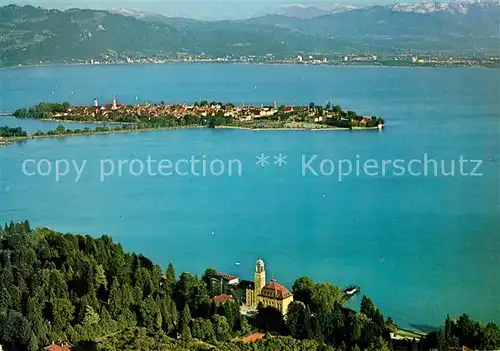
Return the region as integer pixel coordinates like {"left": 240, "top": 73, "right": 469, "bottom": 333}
{"left": 0, "top": 221, "right": 498, "bottom": 350}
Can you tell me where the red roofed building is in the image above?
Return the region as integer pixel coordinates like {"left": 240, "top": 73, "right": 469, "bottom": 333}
{"left": 210, "top": 272, "right": 239, "bottom": 295}
{"left": 238, "top": 259, "right": 294, "bottom": 315}
{"left": 258, "top": 279, "right": 293, "bottom": 314}
{"left": 45, "top": 344, "right": 71, "bottom": 351}
{"left": 214, "top": 272, "right": 239, "bottom": 284}
{"left": 242, "top": 332, "right": 266, "bottom": 343}
{"left": 260, "top": 280, "right": 293, "bottom": 300}
{"left": 213, "top": 294, "right": 234, "bottom": 305}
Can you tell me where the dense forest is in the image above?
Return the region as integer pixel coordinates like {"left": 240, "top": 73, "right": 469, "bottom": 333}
{"left": 0, "top": 221, "right": 498, "bottom": 350}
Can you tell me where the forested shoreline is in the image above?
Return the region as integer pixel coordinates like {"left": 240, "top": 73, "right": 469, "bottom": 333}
{"left": 0, "top": 222, "right": 498, "bottom": 351}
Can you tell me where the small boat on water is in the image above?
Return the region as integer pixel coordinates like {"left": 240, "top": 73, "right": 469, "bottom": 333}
{"left": 344, "top": 285, "right": 360, "bottom": 296}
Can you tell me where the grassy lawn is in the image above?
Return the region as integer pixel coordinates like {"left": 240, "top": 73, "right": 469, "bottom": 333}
{"left": 395, "top": 329, "right": 426, "bottom": 339}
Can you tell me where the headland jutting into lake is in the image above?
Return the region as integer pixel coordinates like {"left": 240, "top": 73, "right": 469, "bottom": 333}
{"left": 2, "top": 220, "right": 497, "bottom": 351}
{"left": 0, "top": 98, "right": 384, "bottom": 145}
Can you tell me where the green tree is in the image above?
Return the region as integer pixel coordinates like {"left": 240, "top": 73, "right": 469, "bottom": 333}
{"left": 239, "top": 316, "right": 251, "bottom": 336}
{"left": 292, "top": 276, "right": 315, "bottom": 305}
{"left": 286, "top": 301, "right": 311, "bottom": 339}
{"left": 139, "top": 296, "right": 162, "bottom": 331}
{"left": 26, "top": 297, "right": 49, "bottom": 346}
{"left": 367, "top": 336, "right": 391, "bottom": 351}
{"left": 159, "top": 297, "right": 177, "bottom": 334}
{"left": 108, "top": 278, "right": 122, "bottom": 319}
{"left": 456, "top": 313, "right": 479, "bottom": 348}
{"left": 174, "top": 272, "right": 209, "bottom": 317}
{"left": 179, "top": 304, "right": 192, "bottom": 340}
{"left": 360, "top": 295, "right": 384, "bottom": 327}
{"left": 352, "top": 319, "right": 362, "bottom": 342}
{"left": 311, "top": 283, "right": 342, "bottom": 312}
{"left": 202, "top": 268, "right": 217, "bottom": 295}
{"left": 51, "top": 298, "right": 75, "bottom": 331}
{"left": 0, "top": 287, "right": 11, "bottom": 311}
{"left": 478, "top": 322, "right": 500, "bottom": 350}
{"left": 164, "top": 263, "right": 176, "bottom": 296}
{"left": 220, "top": 301, "right": 238, "bottom": 330}
{"left": 214, "top": 314, "right": 232, "bottom": 342}
{"left": 255, "top": 305, "right": 286, "bottom": 334}
{"left": 55, "top": 124, "right": 66, "bottom": 135}
{"left": 192, "top": 318, "right": 216, "bottom": 342}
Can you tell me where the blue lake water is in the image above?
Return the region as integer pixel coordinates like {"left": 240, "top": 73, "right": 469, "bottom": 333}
{"left": 0, "top": 116, "right": 102, "bottom": 133}
{"left": 0, "top": 64, "right": 499, "bottom": 330}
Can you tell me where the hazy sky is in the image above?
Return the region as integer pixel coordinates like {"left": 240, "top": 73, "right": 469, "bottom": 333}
{"left": 6, "top": 0, "right": 426, "bottom": 20}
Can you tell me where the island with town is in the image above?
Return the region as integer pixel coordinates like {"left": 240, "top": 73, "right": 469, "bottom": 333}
{"left": 14, "top": 97, "right": 385, "bottom": 130}
{"left": 0, "top": 97, "right": 385, "bottom": 144}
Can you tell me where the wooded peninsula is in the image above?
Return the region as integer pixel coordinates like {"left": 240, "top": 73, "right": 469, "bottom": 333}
{"left": 0, "top": 221, "right": 498, "bottom": 351}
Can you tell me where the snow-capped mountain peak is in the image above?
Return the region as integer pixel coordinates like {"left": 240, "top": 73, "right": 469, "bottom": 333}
{"left": 110, "top": 8, "right": 150, "bottom": 18}
{"left": 389, "top": 0, "right": 499, "bottom": 15}
{"left": 272, "top": 4, "right": 359, "bottom": 19}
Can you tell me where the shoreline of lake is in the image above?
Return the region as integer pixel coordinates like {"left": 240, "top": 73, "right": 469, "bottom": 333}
{"left": 1, "top": 61, "right": 496, "bottom": 71}
{"left": 0, "top": 114, "right": 133, "bottom": 125}
{"left": 216, "top": 125, "right": 380, "bottom": 131}
{"left": 0, "top": 123, "right": 381, "bottom": 147}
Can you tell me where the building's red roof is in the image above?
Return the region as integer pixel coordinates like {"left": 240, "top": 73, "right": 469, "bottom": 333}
{"left": 242, "top": 332, "right": 266, "bottom": 343}
{"left": 45, "top": 345, "right": 71, "bottom": 351}
{"left": 213, "top": 294, "right": 234, "bottom": 305}
{"left": 260, "top": 280, "right": 292, "bottom": 300}
{"left": 214, "top": 272, "right": 238, "bottom": 281}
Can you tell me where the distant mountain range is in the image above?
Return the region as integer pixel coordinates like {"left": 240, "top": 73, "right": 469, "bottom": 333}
{"left": 270, "top": 0, "right": 500, "bottom": 18}
{"left": 270, "top": 4, "right": 361, "bottom": 19}
{"left": 0, "top": 2, "right": 498, "bottom": 67}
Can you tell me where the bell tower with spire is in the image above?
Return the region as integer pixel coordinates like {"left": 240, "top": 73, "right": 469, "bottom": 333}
{"left": 254, "top": 258, "right": 266, "bottom": 302}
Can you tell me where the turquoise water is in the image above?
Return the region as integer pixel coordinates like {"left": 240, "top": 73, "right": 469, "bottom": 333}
{"left": 0, "top": 116, "right": 103, "bottom": 133}
{"left": 0, "top": 64, "right": 499, "bottom": 330}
